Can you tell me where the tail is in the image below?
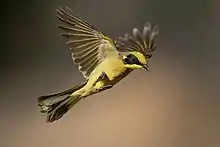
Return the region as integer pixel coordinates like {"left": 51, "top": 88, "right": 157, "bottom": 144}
{"left": 37, "top": 81, "right": 87, "bottom": 123}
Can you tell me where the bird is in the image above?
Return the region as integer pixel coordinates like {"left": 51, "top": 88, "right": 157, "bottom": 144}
{"left": 38, "top": 6, "right": 159, "bottom": 123}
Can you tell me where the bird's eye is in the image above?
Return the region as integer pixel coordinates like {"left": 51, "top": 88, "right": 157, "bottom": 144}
{"left": 125, "top": 54, "right": 142, "bottom": 65}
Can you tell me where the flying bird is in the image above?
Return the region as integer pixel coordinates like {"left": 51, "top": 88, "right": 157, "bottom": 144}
{"left": 38, "top": 6, "right": 159, "bottom": 122}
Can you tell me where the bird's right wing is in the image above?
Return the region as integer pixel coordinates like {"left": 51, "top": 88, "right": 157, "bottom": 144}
{"left": 115, "top": 22, "right": 159, "bottom": 59}
{"left": 56, "top": 6, "right": 118, "bottom": 79}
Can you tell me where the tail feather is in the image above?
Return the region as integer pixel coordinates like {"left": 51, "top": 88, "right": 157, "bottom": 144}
{"left": 38, "top": 81, "right": 87, "bottom": 102}
{"left": 46, "top": 96, "right": 82, "bottom": 122}
{"left": 37, "top": 81, "right": 87, "bottom": 122}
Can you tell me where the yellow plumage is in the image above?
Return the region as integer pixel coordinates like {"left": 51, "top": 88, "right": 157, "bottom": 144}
{"left": 37, "top": 6, "right": 159, "bottom": 122}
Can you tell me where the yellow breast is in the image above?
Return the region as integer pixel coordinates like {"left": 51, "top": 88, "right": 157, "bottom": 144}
{"left": 85, "top": 56, "right": 127, "bottom": 90}
{"left": 101, "top": 57, "right": 126, "bottom": 81}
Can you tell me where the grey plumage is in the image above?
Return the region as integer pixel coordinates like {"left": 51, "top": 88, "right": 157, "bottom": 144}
{"left": 115, "top": 22, "right": 159, "bottom": 59}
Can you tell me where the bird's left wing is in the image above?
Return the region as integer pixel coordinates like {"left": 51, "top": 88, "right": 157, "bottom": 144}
{"left": 56, "top": 6, "right": 118, "bottom": 79}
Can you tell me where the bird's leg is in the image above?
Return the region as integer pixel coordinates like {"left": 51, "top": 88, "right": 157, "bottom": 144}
{"left": 95, "top": 72, "right": 113, "bottom": 90}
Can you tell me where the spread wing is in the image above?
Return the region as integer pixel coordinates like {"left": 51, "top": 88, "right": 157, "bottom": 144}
{"left": 56, "top": 6, "right": 118, "bottom": 78}
{"left": 115, "top": 22, "right": 159, "bottom": 59}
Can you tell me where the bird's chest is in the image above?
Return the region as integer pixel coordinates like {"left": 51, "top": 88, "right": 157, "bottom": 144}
{"left": 101, "top": 58, "right": 127, "bottom": 81}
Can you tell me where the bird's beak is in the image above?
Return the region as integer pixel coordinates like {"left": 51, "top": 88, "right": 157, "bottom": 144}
{"left": 142, "top": 64, "right": 150, "bottom": 71}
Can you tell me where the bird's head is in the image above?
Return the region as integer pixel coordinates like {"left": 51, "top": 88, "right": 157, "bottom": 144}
{"left": 123, "top": 51, "right": 150, "bottom": 71}
{"left": 116, "top": 22, "right": 159, "bottom": 71}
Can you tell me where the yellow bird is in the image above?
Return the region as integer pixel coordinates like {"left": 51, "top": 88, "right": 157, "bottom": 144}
{"left": 38, "top": 6, "right": 159, "bottom": 122}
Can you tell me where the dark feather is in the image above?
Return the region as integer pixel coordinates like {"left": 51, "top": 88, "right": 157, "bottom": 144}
{"left": 116, "top": 22, "right": 159, "bottom": 59}
{"left": 56, "top": 6, "right": 117, "bottom": 78}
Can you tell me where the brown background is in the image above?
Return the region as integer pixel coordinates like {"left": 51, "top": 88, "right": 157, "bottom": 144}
{"left": 1, "top": 0, "right": 220, "bottom": 147}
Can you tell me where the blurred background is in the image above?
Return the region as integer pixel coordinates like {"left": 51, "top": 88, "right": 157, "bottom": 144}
{"left": 1, "top": 0, "right": 220, "bottom": 147}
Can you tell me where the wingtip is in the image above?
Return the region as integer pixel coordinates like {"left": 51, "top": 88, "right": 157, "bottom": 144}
{"left": 56, "top": 5, "right": 73, "bottom": 14}
{"left": 56, "top": 5, "right": 68, "bottom": 11}
{"left": 152, "top": 24, "right": 160, "bottom": 35}
{"left": 55, "top": 5, "right": 73, "bottom": 18}
{"left": 144, "top": 22, "right": 151, "bottom": 27}
{"left": 55, "top": 6, "right": 63, "bottom": 14}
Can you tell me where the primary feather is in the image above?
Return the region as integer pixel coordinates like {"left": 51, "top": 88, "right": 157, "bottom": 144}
{"left": 56, "top": 6, "right": 118, "bottom": 78}
{"left": 38, "top": 6, "right": 160, "bottom": 123}
{"left": 115, "top": 22, "right": 159, "bottom": 59}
